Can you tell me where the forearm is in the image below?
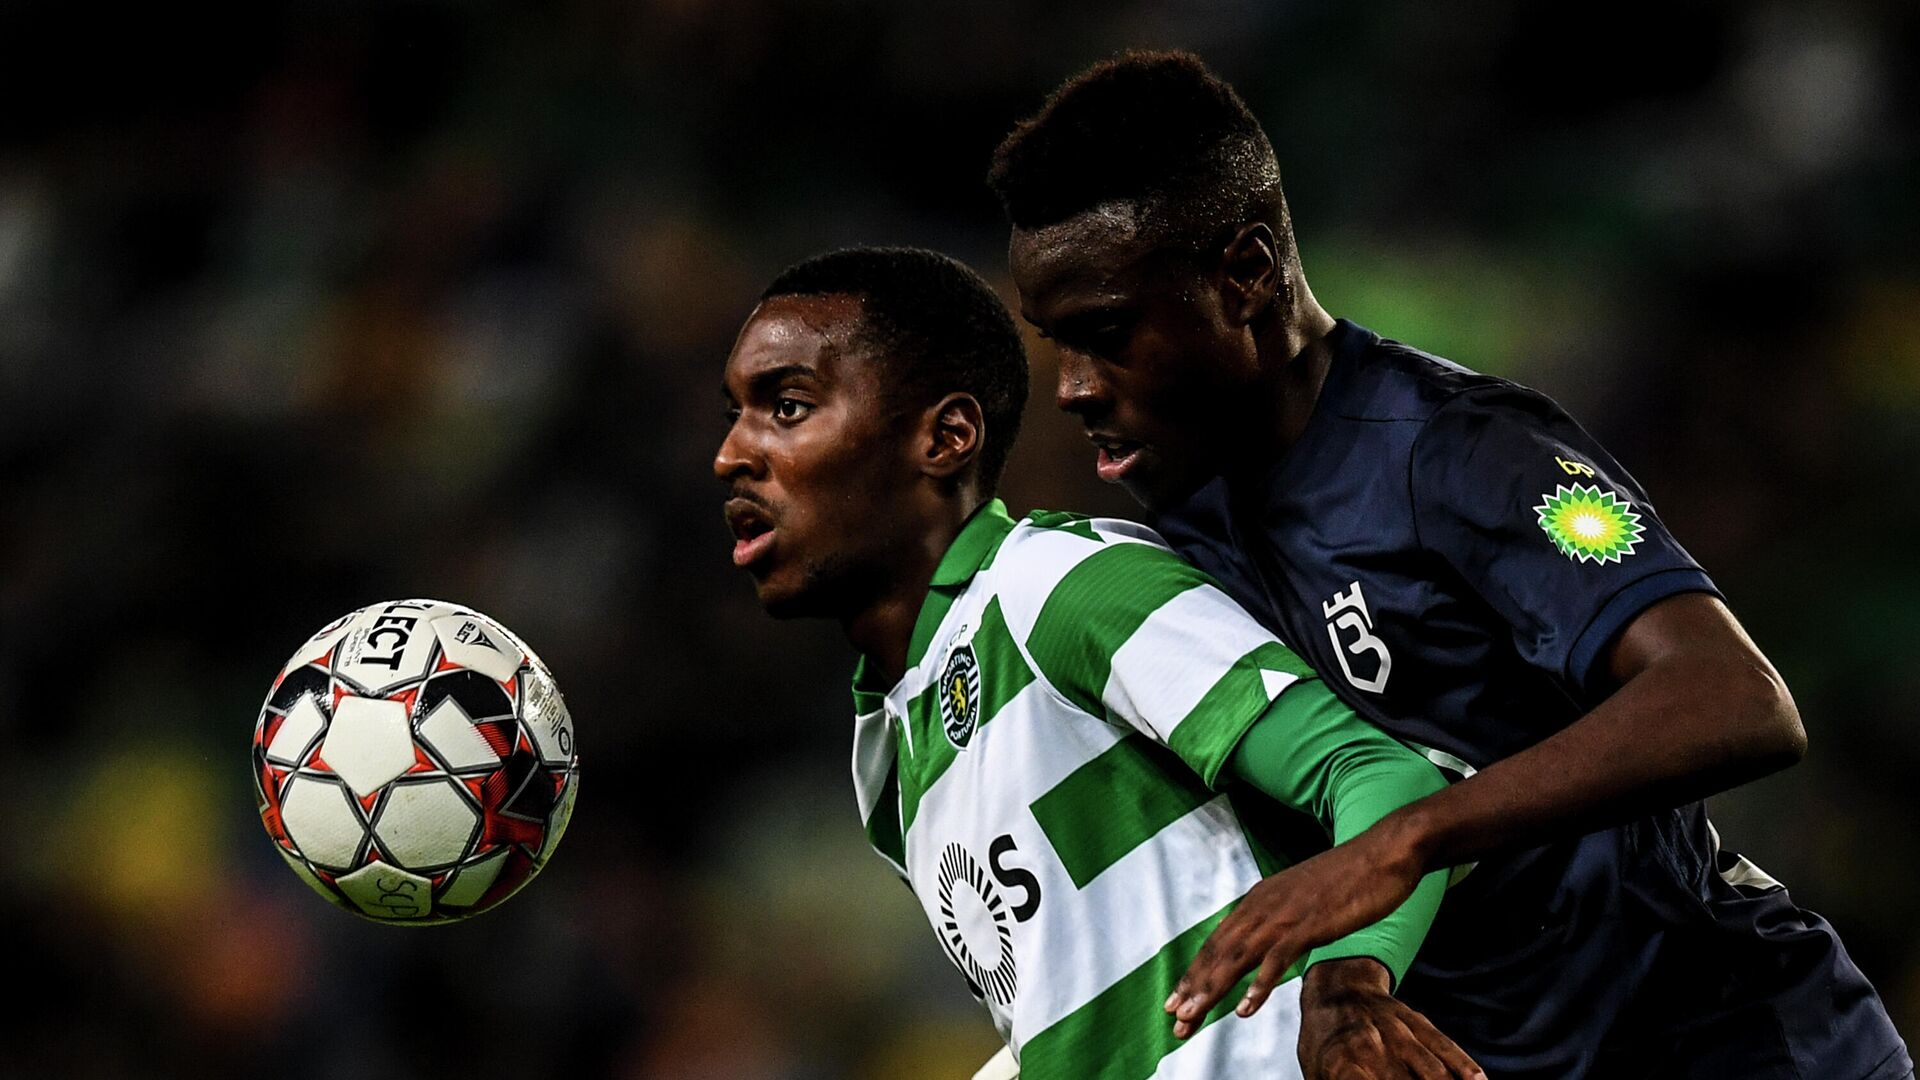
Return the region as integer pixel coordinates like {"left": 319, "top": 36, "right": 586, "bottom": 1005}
{"left": 1302, "top": 838, "right": 1445, "bottom": 987}
{"left": 1293, "top": 754, "right": 1446, "bottom": 987}
{"left": 1389, "top": 628, "right": 1803, "bottom": 874}
{"left": 1228, "top": 684, "right": 1450, "bottom": 985}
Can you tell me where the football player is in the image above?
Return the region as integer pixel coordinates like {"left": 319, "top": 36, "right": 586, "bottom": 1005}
{"left": 717, "top": 247, "right": 1480, "bottom": 1078}
{"left": 992, "top": 50, "right": 1910, "bottom": 1079}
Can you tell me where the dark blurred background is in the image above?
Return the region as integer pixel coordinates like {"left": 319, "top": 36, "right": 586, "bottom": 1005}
{"left": 2, "top": 1, "right": 1915, "bottom": 1077}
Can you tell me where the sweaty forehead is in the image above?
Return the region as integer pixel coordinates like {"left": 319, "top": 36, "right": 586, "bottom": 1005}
{"left": 1008, "top": 202, "right": 1159, "bottom": 311}
{"left": 726, "top": 293, "right": 867, "bottom": 384}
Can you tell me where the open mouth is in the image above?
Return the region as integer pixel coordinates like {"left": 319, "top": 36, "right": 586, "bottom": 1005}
{"left": 724, "top": 498, "right": 777, "bottom": 568}
{"left": 1090, "top": 437, "right": 1146, "bottom": 482}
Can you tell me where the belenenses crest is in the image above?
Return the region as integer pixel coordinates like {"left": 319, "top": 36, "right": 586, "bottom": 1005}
{"left": 939, "top": 635, "right": 982, "bottom": 749}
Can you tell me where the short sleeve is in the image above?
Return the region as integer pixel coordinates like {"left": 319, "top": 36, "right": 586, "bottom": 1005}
{"left": 1411, "top": 385, "right": 1720, "bottom": 692}
{"left": 1018, "top": 538, "right": 1317, "bottom": 788}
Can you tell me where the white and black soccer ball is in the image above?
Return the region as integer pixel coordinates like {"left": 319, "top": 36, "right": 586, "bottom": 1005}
{"left": 252, "top": 599, "right": 579, "bottom": 923}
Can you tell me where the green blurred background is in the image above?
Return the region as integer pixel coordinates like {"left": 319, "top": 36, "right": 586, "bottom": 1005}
{"left": 2, "top": 1, "right": 1915, "bottom": 1076}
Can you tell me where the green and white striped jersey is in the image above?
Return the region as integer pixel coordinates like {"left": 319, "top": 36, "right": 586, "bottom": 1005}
{"left": 851, "top": 501, "right": 1390, "bottom": 1079}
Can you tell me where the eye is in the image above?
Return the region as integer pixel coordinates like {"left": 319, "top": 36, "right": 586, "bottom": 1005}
{"left": 773, "top": 396, "right": 813, "bottom": 422}
{"left": 1084, "top": 323, "right": 1131, "bottom": 355}
{"left": 723, "top": 404, "right": 742, "bottom": 425}
{"left": 1057, "top": 314, "right": 1133, "bottom": 358}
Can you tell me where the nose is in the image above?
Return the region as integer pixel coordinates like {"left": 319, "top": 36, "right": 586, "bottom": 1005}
{"left": 714, "top": 419, "right": 763, "bottom": 484}
{"left": 1054, "top": 349, "right": 1110, "bottom": 419}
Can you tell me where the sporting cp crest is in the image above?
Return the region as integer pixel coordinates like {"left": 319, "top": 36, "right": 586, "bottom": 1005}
{"left": 939, "top": 639, "right": 982, "bottom": 749}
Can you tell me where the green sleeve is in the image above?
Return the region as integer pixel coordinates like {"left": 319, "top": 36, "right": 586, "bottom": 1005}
{"left": 1225, "top": 678, "right": 1449, "bottom": 989}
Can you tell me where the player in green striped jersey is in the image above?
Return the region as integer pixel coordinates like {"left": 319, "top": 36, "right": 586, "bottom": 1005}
{"left": 717, "top": 248, "right": 1480, "bottom": 1079}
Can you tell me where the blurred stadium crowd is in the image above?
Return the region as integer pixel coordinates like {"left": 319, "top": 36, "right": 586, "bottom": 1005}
{"left": 1, "top": 1, "right": 1915, "bottom": 1076}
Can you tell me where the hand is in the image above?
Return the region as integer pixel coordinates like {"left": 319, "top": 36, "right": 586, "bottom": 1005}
{"left": 1297, "top": 958, "right": 1484, "bottom": 1080}
{"left": 1164, "top": 820, "right": 1425, "bottom": 1037}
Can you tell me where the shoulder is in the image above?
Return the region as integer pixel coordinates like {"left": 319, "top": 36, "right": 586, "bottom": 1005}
{"left": 989, "top": 512, "right": 1199, "bottom": 635}
{"left": 1303, "top": 328, "right": 1522, "bottom": 493}
{"left": 1330, "top": 327, "right": 1589, "bottom": 468}
{"left": 1328, "top": 324, "right": 1510, "bottom": 425}
{"left": 998, "top": 510, "right": 1177, "bottom": 564}
{"left": 1326, "top": 322, "right": 1581, "bottom": 429}
{"left": 1424, "top": 378, "right": 1583, "bottom": 431}
{"left": 1330, "top": 325, "right": 1585, "bottom": 434}
{"left": 1410, "top": 377, "right": 1606, "bottom": 484}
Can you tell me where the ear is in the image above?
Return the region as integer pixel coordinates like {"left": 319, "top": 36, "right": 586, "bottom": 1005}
{"left": 919, "top": 392, "right": 985, "bottom": 481}
{"left": 1218, "top": 222, "right": 1281, "bottom": 326}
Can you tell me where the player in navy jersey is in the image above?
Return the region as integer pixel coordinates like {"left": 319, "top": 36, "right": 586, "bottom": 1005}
{"left": 990, "top": 52, "right": 1910, "bottom": 1080}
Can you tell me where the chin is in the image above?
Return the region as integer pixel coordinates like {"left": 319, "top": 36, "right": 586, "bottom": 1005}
{"left": 751, "top": 549, "right": 867, "bottom": 621}
{"left": 752, "top": 581, "right": 809, "bottom": 619}
{"left": 752, "top": 573, "right": 833, "bottom": 620}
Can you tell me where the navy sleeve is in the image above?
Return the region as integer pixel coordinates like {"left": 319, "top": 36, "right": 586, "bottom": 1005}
{"left": 1409, "top": 384, "right": 1720, "bottom": 694}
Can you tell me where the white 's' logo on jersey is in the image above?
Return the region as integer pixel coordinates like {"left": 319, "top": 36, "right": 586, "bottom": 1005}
{"left": 1323, "top": 581, "right": 1392, "bottom": 694}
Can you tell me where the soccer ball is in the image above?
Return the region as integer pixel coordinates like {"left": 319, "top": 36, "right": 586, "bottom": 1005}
{"left": 252, "top": 599, "right": 579, "bottom": 923}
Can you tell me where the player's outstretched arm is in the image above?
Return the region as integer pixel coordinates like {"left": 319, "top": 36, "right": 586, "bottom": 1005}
{"left": 1166, "top": 593, "right": 1803, "bottom": 1043}
{"left": 1401, "top": 591, "right": 1803, "bottom": 869}
{"left": 1162, "top": 679, "right": 1483, "bottom": 1079}
{"left": 1382, "top": 388, "right": 1807, "bottom": 893}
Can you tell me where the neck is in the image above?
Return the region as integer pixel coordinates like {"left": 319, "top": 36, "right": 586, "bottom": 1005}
{"left": 1246, "top": 275, "right": 1339, "bottom": 468}
{"left": 842, "top": 495, "right": 982, "bottom": 686}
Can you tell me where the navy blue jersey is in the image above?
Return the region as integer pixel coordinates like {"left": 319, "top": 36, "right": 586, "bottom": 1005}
{"left": 1157, "top": 320, "right": 1909, "bottom": 1080}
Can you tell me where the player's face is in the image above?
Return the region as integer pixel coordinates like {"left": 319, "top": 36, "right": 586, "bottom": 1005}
{"left": 1010, "top": 207, "right": 1257, "bottom": 512}
{"left": 716, "top": 295, "right": 916, "bottom": 618}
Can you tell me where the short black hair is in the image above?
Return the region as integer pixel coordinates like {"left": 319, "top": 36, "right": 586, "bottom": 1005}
{"left": 761, "top": 247, "right": 1029, "bottom": 492}
{"left": 988, "top": 51, "right": 1292, "bottom": 259}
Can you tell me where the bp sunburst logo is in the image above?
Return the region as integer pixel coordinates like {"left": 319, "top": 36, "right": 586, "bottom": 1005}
{"left": 1535, "top": 483, "right": 1645, "bottom": 564}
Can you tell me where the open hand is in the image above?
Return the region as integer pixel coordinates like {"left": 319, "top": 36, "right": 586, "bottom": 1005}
{"left": 1164, "top": 824, "right": 1425, "bottom": 1036}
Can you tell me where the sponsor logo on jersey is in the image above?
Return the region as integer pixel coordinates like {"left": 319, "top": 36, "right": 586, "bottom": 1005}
{"left": 1555, "top": 454, "right": 1597, "bottom": 478}
{"left": 939, "top": 640, "right": 982, "bottom": 748}
{"left": 1535, "top": 482, "right": 1645, "bottom": 564}
{"left": 937, "top": 841, "right": 1018, "bottom": 1005}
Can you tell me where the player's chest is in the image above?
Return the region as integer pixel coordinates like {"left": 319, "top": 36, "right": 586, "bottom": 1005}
{"left": 1271, "top": 549, "right": 1459, "bottom": 703}
{"left": 887, "top": 648, "right": 1122, "bottom": 872}
{"left": 888, "top": 699, "right": 1271, "bottom": 1034}
{"left": 1169, "top": 501, "right": 1504, "bottom": 746}
{"left": 886, "top": 679, "right": 1117, "bottom": 1018}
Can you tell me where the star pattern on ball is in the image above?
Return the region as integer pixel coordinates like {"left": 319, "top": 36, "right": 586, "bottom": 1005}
{"left": 253, "top": 599, "right": 578, "bottom": 923}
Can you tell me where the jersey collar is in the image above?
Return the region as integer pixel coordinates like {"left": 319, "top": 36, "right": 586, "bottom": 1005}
{"left": 930, "top": 497, "right": 1016, "bottom": 587}
{"left": 850, "top": 497, "right": 1017, "bottom": 710}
